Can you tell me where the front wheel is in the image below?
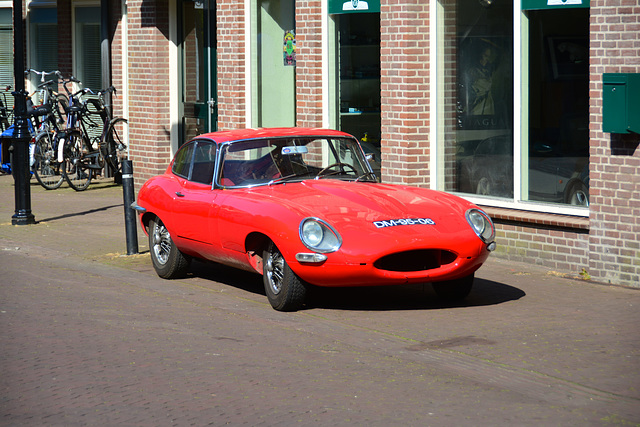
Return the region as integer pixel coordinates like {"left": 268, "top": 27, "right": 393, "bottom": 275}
{"left": 33, "top": 132, "right": 63, "bottom": 190}
{"left": 149, "top": 217, "right": 191, "bottom": 279}
{"left": 263, "top": 242, "right": 307, "bottom": 311}
{"left": 432, "top": 274, "right": 474, "bottom": 302}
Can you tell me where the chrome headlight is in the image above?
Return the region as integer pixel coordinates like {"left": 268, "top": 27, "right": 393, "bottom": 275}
{"left": 299, "top": 218, "right": 342, "bottom": 253}
{"left": 465, "top": 209, "right": 495, "bottom": 244}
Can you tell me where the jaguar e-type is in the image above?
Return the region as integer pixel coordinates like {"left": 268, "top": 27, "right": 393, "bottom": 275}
{"left": 134, "top": 128, "right": 496, "bottom": 311}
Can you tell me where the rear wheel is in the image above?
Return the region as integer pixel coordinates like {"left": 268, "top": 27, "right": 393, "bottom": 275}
{"left": 61, "top": 131, "right": 92, "bottom": 191}
{"left": 263, "top": 242, "right": 307, "bottom": 311}
{"left": 432, "top": 274, "right": 474, "bottom": 302}
{"left": 32, "top": 131, "right": 63, "bottom": 190}
{"left": 149, "top": 217, "right": 191, "bottom": 279}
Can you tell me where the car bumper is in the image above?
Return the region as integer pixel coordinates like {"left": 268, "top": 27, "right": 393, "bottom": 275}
{"left": 291, "top": 246, "right": 492, "bottom": 287}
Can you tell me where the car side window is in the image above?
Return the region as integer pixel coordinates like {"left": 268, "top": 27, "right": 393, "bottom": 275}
{"left": 172, "top": 142, "right": 195, "bottom": 179}
{"left": 191, "top": 141, "right": 216, "bottom": 185}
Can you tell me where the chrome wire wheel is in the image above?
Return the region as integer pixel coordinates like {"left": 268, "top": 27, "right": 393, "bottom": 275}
{"left": 262, "top": 242, "right": 307, "bottom": 311}
{"left": 265, "top": 248, "right": 285, "bottom": 295}
{"left": 152, "top": 221, "right": 172, "bottom": 265}
{"left": 148, "top": 217, "right": 191, "bottom": 279}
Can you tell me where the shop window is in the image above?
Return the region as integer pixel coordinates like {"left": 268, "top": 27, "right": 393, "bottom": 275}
{"left": 524, "top": 9, "right": 589, "bottom": 207}
{"left": 252, "top": 0, "right": 295, "bottom": 127}
{"left": 437, "top": 0, "right": 514, "bottom": 200}
{"left": 336, "top": 13, "right": 381, "bottom": 147}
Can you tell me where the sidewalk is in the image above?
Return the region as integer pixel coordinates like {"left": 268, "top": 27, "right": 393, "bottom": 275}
{"left": 0, "top": 173, "right": 639, "bottom": 426}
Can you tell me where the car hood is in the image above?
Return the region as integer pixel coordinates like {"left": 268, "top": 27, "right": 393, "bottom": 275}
{"left": 242, "top": 179, "right": 477, "bottom": 238}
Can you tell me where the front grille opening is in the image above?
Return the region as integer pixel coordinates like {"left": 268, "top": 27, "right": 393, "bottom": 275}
{"left": 374, "top": 249, "right": 457, "bottom": 272}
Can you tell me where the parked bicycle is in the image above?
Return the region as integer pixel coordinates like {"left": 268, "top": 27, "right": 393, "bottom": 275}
{"left": 26, "top": 69, "right": 68, "bottom": 189}
{"left": 59, "top": 77, "right": 128, "bottom": 191}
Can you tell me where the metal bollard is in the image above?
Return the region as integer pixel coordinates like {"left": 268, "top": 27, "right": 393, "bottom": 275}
{"left": 122, "top": 159, "right": 139, "bottom": 255}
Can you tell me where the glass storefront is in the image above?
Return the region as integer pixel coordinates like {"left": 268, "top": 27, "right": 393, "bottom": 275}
{"left": 438, "top": 0, "right": 514, "bottom": 199}
{"left": 437, "top": 0, "right": 589, "bottom": 208}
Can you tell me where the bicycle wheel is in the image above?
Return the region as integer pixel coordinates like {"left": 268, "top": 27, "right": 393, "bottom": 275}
{"left": 103, "top": 117, "right": 128, "bottom": 180}
{"left": 61, "top": 130, "right": 92, "bottom": 191}
{"left": 32, "top": 131, "right": 63, "bottom": 190}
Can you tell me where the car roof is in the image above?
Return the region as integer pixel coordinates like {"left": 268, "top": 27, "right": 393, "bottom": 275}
{"left": 194, "top": 127, "right": 355, "bottom": 145}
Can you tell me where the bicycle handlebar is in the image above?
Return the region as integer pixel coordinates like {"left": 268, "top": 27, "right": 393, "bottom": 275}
{"left": 25, "top": 69, "right": 62, "bottom": 83}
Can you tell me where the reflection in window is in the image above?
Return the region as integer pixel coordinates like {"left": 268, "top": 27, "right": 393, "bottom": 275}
{"left": 439, "top": 0, "right": 514, "bottom": 199}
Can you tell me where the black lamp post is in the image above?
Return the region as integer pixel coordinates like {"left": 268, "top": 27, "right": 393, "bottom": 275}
{"left": 11, "top": 0, "right": 36, "bottom": 225}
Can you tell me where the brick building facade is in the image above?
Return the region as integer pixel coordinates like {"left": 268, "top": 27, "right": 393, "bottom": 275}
{"left": 9, "top": 0, "right": 640, "bottom": 287}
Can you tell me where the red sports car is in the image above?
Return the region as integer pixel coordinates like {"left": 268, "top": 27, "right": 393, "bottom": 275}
{"left": 134, "top": 128, "right": 496, "bottom": 311}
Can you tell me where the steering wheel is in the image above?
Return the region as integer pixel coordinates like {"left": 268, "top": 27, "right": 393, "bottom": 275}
{"left": 317, "top": 162, "right": 358, "bottom": 177}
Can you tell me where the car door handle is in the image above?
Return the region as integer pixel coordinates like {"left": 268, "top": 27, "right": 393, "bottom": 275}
{"left": 175, "top": 191, "right": 185, "bottom": 197}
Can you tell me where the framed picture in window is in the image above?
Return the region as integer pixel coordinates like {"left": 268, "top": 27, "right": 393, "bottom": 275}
{"left": 457, "top": 36, "right": 512, "bottom": 130}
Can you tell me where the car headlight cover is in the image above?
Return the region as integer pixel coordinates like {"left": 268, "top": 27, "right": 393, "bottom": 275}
{"left": 299, "top": 218, "right": 342, "bottom": 253}
{"left": 466, "top": 209, "right": 495, "bottom": 244}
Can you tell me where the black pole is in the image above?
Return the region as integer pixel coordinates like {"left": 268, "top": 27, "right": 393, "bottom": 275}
{"left": 122, "top": 159, "right": 138, "bottom": 255}
{"left": 11, "top": 0, "right": 35, "bottom": 225}
{"left": 100, "top": 0, "right": 114, "bottom": 178}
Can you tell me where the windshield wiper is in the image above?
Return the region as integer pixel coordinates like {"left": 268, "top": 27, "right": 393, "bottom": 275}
{"left": 267, "top": 173, "right": 303, "bottom": 185}
{"left": 355, "top": 171, "right": 377, "bottom": 182}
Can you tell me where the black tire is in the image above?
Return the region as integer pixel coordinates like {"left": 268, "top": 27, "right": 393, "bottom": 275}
{"left": 432, "top": 274, "right": 474, "bottom": 302}
{"left": 149, "top": 217, "right": 191, "bottom": 279}
{"left": 61, "top": 130, "right": 92, "bottom": 191}
{"left": 263, "top": 242, "right": 307, "bottom": 311}
{"left": 103, "top": 117, "right": 128, "bottom": 180}
{"left": 32, "top": 131, "right": 63, "bottom": 190}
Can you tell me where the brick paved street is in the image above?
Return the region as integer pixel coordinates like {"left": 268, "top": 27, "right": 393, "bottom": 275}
{"left": 0, "top": 174, "right": 639, "bottom": 426}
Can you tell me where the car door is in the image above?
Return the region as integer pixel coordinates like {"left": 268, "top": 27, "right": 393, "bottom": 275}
{"left": 170, "top": 140, "right": 224, "bottom": 255}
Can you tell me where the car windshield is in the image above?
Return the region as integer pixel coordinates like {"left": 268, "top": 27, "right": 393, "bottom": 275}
{"left": 217, "top": 136, "right": 376, "bottom": 187}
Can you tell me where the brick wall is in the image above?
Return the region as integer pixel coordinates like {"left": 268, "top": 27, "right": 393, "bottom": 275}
{"left": 295, "top": 0, "right": 324, "bottom": 128}
{"left": 217, "top": 0, "right": 247, "bottom": 131}
{"left": 380, "top": 0, "right": 430, "bottom": 187}
{"left": 485, "top": 209, "right": 590, "bottom": 275}
{"left": 588, "top": 0, "right": 640, "bottom": 286}
{"left": 126, "top": 0, "right": 172, "bottom": 183}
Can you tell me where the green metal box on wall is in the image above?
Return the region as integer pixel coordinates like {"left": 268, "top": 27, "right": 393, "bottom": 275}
{"left": 602, "top": 73, "right": 640, "bottom": 134}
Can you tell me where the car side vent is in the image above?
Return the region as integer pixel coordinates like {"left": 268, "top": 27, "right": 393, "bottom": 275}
{"left": 373, "top": 250, "right": 457, "bottom": 272}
